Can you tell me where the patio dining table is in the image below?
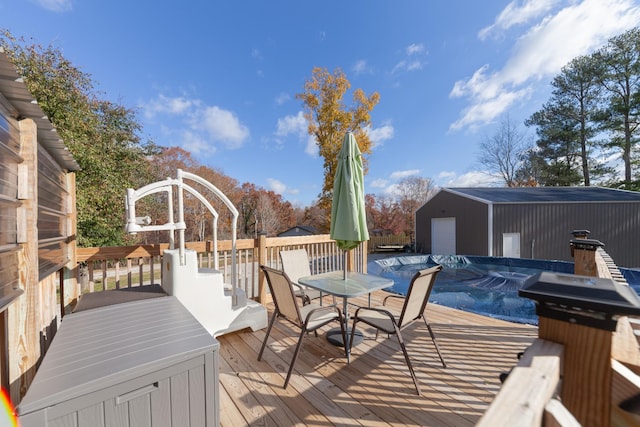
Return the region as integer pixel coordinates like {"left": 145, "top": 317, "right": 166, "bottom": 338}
{"left": 299, "top": 271, "right": 393, "bottom": 362}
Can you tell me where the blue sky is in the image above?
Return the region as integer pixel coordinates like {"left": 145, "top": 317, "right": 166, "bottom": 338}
{"left": 3, "top": 0, "right": 640, "bottom": 206}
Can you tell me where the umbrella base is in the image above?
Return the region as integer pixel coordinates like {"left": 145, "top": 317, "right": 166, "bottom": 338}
{"left": 326, "top": 327, "right": 364, "bottom": 347}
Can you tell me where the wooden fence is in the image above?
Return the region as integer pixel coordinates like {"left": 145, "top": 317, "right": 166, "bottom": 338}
{"left": 368, "top": 234, "right": 411, "bottom": 252}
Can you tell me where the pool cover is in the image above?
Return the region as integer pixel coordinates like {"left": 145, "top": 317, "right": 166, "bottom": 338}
{"left": 369, "top": 255, "right": 640, "bottom": 325}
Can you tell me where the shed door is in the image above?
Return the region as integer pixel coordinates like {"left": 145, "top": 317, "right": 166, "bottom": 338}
{"left": 432, "top": 218, "right": 456, "bottom": 255}
{"left": 503, "top": 233, "right": 521, "bottom": 258}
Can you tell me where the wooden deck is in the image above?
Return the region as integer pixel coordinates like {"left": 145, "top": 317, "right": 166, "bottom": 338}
{"left": 217, "top": 291, "right": 538, "bottom": 426}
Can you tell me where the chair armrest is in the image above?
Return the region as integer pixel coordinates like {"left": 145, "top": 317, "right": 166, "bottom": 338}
{"left": 353, "top": 305, "right": 395, "bottom": 321}
{"left": 382, "top": 294, "right": 405, "bottom": 306}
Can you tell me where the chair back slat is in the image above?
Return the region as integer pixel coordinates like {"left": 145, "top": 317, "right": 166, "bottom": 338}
{"left": 279, "top": 249, "right": 312, "bottom": 285}
{"left": 261, "top": 266, "right": 301, "bottom": 324}
{"left": 398, "top": 265, "right": 442, "bottom": 328}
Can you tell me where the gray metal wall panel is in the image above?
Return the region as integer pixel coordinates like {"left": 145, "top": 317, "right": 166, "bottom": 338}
{"left": 417, "top": 189, "right": 640, "bottom": 267}
{"left": 415, "top": 190, "right": 489, "bottom": 255}
{"left": 492, "top": 202, "right": 640, "bottom": 267}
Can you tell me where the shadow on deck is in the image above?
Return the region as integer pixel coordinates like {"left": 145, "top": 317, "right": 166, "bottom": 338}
{"left": 217, "top": 290, "right": 537, "bottom": 426}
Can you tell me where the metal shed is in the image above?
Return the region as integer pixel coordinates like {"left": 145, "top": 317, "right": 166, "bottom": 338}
{"left": 415, "top": 187, "right": 640, "bottom": 268}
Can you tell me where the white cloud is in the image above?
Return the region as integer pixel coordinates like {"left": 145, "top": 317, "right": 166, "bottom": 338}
{"left": 370, "top": 178, "right": 389, "bottom": 189}
{"left": 32, "top": 0, "right": 72, "bottom": 12}
{"left": 304, "top": 135, "right": 318, "bottom": 156}
{"left": 275, "top": 111, "right": 307, "bottom": 137}
{"left": 437, "top": 171, "right": 456, "bottom": 180}
{"left": 193, "top": 106, "right": 249, "bottom": 149}
{"left": 406, "top": 61, "right": 423, "bottom": 71}
{"left": 479, "top": 0, "right": 559, "bottom": 40}
{"left": 143, "top": 94, "right": 195, "bottom": 119}
{"left": 450, "top": 87, "right": 532, "bottom": 131}
{"left": 352, "top": 60, "right": 372, "bottom": 75}
{"left": 366, "top": 122, "right": 394, "bottom": 148}
{"left": 390, "top": 169, "right": 420, "bottom": 180}
{"left": 272, "top": 111, "right": 319, "bottom": 156}
{"left": 143, "top": 93, "right": 249, "bottom": 151}
{"left": 369, "top": 169, "right": 424, "bottom": 198}
{"left": 391, "top": 43, "right": 428, "bottom": 74}
{"left": 275, "top": 92, "right": 290, "bottom": 105}
{"left": 406, "top": 43, "right": 425, "bottom": 55}
{"left": 440, "top": 170, "right": 502, "bottom": 187}
{"left": 267, "top": 178, "right": 300, "bottom": 197}
{"left": 450, "top": 0, "right": 640, "bottom": 132}
{"left": 391, "top": 60, "right": 408, "bottom": 75}
{"left": 267, "top": 178, "right": 287, "bottom": 194}
{"left": 180, "top": 130, "right": 214, "bottom": 155}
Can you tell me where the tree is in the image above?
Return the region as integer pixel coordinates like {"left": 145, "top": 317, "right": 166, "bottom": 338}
{"left": 525, "top": 103, "right": 585, "bottom": 186}
{"left": 549, "top": 55, "right": 606, "bottom": 185}
{"left": 477, "top": 116, "right": 532, "bottom": 187}
{"left": 236, "top": 183, "right": 295, "bottom": 238}
{"left": 365, "top": 193, "right": 402, "bottom": 235}
{"left": 301, "top": 204, "right": 327, "bottom": 232}
{"left": 394, "top": 176, "right": 437, "bottom": 241}
{"left": 296, "top": 67, "right": 380, "bottom": 228}
{"left": 1, "top": 30, "right": 158, "bottom": 247}
{"left": 513, "top": 148, "right": 545, "bottom": 187}
{"left": 593, "top": 27, "right": 640, "bottom": 188}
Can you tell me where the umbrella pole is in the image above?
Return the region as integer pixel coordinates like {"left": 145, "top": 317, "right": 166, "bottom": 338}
{"left": 343, "top": 250, "right": 347, "bottom": 280}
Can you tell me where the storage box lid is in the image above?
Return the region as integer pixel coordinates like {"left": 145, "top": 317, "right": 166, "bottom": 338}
{"left": 18, "top": 296, "right": 218, "bottom": 415}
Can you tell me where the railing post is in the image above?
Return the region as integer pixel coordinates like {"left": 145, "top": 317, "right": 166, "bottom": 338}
{"left": 570, "top": 238, "right": 604, "bottom": 277}
{"left": 258, "top": 233, "right": 267, "bottom": 304}
{"left": 520, "top": 272, "right": 640, "bottom": 427}
{"left": 347, "top": 249, "right": 355, "bottom": 272}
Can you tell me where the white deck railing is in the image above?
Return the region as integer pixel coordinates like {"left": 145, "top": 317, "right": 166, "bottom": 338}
{"left": 75, "top": 234, "right": 368, "bottom": 303}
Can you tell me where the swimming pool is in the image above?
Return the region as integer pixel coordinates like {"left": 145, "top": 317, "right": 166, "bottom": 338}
{"left": 368, "top": 255, "right": 640, "bottom": 325}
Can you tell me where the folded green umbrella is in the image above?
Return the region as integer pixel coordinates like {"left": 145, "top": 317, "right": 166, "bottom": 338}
{"left": 330, "top": 132, "right": 369, "bottom": 250}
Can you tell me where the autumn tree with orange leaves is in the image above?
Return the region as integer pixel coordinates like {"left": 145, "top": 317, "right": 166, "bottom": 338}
{"left": 296, "top": 67, "right": 380, "bottom": 231}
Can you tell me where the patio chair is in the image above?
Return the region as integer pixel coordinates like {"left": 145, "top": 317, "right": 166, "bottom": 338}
{"left": 349, "top": 264, "right": 446, "bottom": 395}
{"left": 279, "top": 248, "right": 323, "bottom": 305}
{"left": 258, "top": 265, "right": 348, "bottom": 388}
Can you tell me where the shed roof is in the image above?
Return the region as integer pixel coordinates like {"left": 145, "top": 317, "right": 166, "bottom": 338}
{"left": 445, "top": 187, "right": 640, "bottom": 203}
{"left": 0, "top": 49, "right": 79, "bottom": 171}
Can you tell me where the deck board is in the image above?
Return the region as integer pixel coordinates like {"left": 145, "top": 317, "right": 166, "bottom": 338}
{"left": 217, "top": 291, "right": 537, "bottom": 426}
